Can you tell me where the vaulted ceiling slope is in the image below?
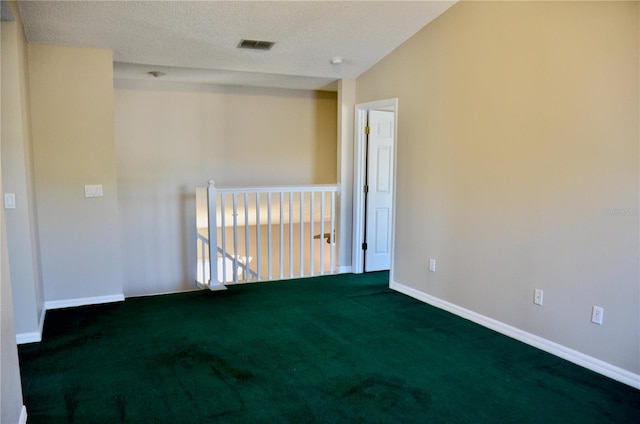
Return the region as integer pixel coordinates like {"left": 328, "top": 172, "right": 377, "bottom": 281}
{"left": 17, "top": 0, "right": 455, "bottom": 90}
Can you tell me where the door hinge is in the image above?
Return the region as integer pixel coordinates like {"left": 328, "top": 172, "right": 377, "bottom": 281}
{"left": 362, "top": 242, "right": 367, "bottom": 250}
{"left": 364, "top": 185, "right": 369, "bottom": 193}
{"left": 365, "top": 126, "right": 370, "bottom": 135}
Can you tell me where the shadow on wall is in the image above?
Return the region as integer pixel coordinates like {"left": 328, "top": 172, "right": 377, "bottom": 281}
{"left": 181, "top": 186, "right": 196, "bottom": 287}
{"left": 312, "top": 91, "right": 339, "bottom": 184}
{"left": 115, "top": 84, "right": 339, "bottom": 296}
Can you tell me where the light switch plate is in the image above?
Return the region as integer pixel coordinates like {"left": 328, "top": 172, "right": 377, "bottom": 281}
{"left": 84, "top": 185, "right": 103, "bottom": 198}
{"left": 591, "top": 306, "right": 604, "bottom": 325}
{"left": 534, "top": 289, "right": 543, "bottom": 306}
{"left": 429, "top": 258, "right": 436, "bottom": 272}
{"left": 4, "top": 193, "right": 16, "bottom": 209}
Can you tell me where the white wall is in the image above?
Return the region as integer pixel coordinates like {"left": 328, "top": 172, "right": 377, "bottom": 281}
{"left": 114, "top": 81, "right": 337, "bottom": 296}
{"left": 356, "top": 1, "right": 639, "bottom": 376}
{"left": 1, "top": 0, "right": 43, "bottom": 341}
{"left": 0, "top": 179, "right": 24, "bottom": 424}
{"left": 336, "top": 79, "right": 356, "bottom": 272}
{"left": 28, "top": 44, "right": 124, "bottom": 305}
{"left": 1, "top": 5, "right": 26, "bottom": 421}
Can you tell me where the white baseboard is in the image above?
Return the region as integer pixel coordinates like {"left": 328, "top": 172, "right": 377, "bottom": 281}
{"left": 126, "top": 287, "right": 202, "bottom": 298}
{"left": 15, "top": 307, "right": 47, "bottom": 344}
{"left": 16, "top": 331, "right": 41, "bottom": 344}
{"left": 19, "top": 406, "right": 27, "bottom": 424}
{"left": 45, "top": 294, "right": 124, "bottom": 310}
{"left": 390, "top": 280, "right": 640, "bottom": 390}
{"left": 338, "top": 266, "right": 352, "bottom": 273}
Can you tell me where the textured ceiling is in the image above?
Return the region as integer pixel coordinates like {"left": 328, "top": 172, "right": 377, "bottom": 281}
{"left": 18, "top": 0, "right": 455, "bottom": 90}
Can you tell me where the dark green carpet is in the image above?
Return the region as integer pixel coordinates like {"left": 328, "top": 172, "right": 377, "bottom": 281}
{"left": 19, "top": 272, "right": 640, "bottom": 423}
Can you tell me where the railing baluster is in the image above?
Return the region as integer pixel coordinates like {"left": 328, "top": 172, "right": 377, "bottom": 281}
{"left": 204, "top": 238, "right": 209, "bottom": 283}
{"left": 320, "top": 191, "right": 325, "bottom": 275}
{"left": 244, "top": 193, "right": 249, "bottom": 282}
{"left": 232, "top": 194, "right": 238, "bottom": 284}
{"left": 202, "top": 184, "right": 339, "bottom": 287}
{"left": 256, "top": 192, "right": 261, "bottom": 281}
{"left": 310, "top": 192, "right": 315, "bottom": 276}
{"left": 330, "top": 191, "right": 335, "bottom": 274}
{"left": 279, "top": 192, "right": 284, "bottom": 280}
{"left": 220, "top": 193, "right": 226, "bottom": 284}
{"left": 206, "top": 181, "right": 218, "bottom": 287}
{"left": 198, "top": 238, "right": 202, "bottom": 283}
{"left": 197, "top": 237, "right": 202, "bottom": 283}
{"left": 289, "top": 191, "right": 294, "bottom": 278}
{"left": 299, "top": 191, "right": 304, "bottom": 277}
{"left": 267, "top": 192, "right": 273, "bottom": 280}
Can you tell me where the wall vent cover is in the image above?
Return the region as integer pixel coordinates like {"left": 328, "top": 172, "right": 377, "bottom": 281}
{"left": 237, "top": 39, "right": 275, "bottom": 50}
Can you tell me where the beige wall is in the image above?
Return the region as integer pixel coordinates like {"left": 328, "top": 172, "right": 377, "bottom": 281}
{"left": 0, "top": 177, "right": 23, "bottom": 424}
{"left": 356, "top": 2, "right": 639, "bottom": 374}
{"left": 1, "top": 0, "right": 43, "bottom": 339}
{"left": 28, "top": 44, "right": 123, "bottom": 303}
{"left": 1, "top": 4, "right": 25, "bottom": 422}
{"left": 114, "top": 81, "right": 337, "bottom": 295}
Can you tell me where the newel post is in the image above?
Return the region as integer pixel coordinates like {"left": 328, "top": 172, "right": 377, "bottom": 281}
{"left": 207, "top": 180, "right": 225, "bottom": 290}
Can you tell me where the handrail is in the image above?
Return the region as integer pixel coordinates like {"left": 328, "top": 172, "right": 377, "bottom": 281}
{"left": 216, "top": 246, "right": 259, "bottom": 281}
{"left": 215, "top": 184, "right": 339, "bottom": 194}
{"left": 196, "top": 233, "right": 260, "bottom": 284}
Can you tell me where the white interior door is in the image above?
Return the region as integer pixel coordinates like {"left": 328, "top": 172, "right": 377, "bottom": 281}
{"left": 364, "top": 110, "right": 394, "bottom": 272}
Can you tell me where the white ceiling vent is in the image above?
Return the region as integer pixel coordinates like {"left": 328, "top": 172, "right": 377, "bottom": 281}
{"left": 237, "top": 39, "right": 275, "bottom": 51}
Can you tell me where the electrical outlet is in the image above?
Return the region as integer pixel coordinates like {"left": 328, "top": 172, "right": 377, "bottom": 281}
{"left": 534, "top": 289, "right": 543, "bottom": 306}
{"left": 429, "top": 259, "right": 436, "bottom": 272}
{"left": 591, "top": 306, "right": 604, "bottom": 325}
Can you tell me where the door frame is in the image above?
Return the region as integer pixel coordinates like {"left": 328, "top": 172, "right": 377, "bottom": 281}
{"left": 351, "top": 98, "right": 398, "bottom": 275}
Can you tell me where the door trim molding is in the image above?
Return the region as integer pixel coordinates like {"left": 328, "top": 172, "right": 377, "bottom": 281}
{"left": 352, "top": 98, "right": 398, "bottom": 275}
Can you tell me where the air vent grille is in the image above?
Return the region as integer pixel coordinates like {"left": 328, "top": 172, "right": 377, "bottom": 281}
{"left": 238, "top": 39, "right": 275, "bottom": 50}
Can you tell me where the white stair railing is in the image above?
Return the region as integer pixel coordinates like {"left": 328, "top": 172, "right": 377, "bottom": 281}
{"left": 197, "top": 181, "right": 339, "bottom": 289}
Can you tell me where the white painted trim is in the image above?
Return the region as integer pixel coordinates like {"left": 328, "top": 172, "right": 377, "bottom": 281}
{"left": 38, "top": 305, "right": 46, "bottom": 334}
{"left": 16, "top": 331, "right": 41, "bottom": 344}
{"left": 338, "top": 266, "right": 352, "bottom": 274}
{"left": 388, "top": 101, "right": 399, "bottom": 286}
{"left": 45, "top": 294, "right": 124, "bottom": 310}
{"left": 16, "top": 307, "right": 47, "bottom": 344}
{"left": 126, "top": 287, "right": 204, "bottom": 298}
{"left": 352, "top": 98, "right": 399, "bottom": 275}
{"left": 390, "top": 280, "right": 640, "bottom": 390}
{"left": 19, "top": 406, "right": 27, "bottom": 424}
{"left": 207, "top": 180, "right": 220, "bottom": 287}
{"left": 337, "top": 79, "right": 356, "bottom": 280}
{"left": 352, "top": 107, "right": 368, "bottom": 274}
{"left": 207, "top": 284, "right": 228, "bottom": 291}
